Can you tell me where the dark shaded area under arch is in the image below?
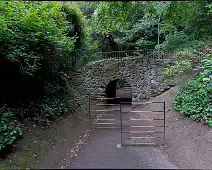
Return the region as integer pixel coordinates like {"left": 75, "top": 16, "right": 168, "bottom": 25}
{"left": 105, "top": 79, "right": 132, "bottom": 104}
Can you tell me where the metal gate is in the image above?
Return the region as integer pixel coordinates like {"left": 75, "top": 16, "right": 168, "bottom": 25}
{"left": 89, "top": 95, "right": 121, "bottom": 129}
{"left": 120, "top": 101, "right": 165, "bottom": 146}
{"left": 88, "top": 95, "right": 165, "bottom": 146}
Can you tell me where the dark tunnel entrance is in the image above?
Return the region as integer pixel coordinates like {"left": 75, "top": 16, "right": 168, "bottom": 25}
{"left": 105, "top": 79, "right": 132, "bottom": 104}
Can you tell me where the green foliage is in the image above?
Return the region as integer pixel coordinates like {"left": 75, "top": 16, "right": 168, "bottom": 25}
{"left": 91, "top": 1, "right": 134, "bottom": 34}
{"left": 174, "top": 48, "right": 201, "bottom": 66}
{"left": 136, "top": 39, "right": 156, "bottom": 49}
{"left": 162, "top": 1, "right": 212, "bottom": 38}
{"left": 163, "top": 60, "right": 192, "bottom": 79}
{"left": 90, "top": 2, "right": 164, "bottom": 50}
{"left": 29, "top": 97, "right": 74, "bottom": 125}
{"left": 11, "top": 78, "right": 86, "bottom": 126}
{"left": 62, "top": 2, "right": 85, "bottom": 49}
{"left": 0, "top": 1, "right": 86, "bottom": 110}
{"left": 0, "top": 1, "right": 87, "bottom": 153}
{"left": 159, "top": 32, "right": 192, "bottom": 51}
{"left": 77, "top": 2, "right": 99, "bottom": 20}
{"left": 0, "top": 1, "right": 85, "bottom": 76}
{"left": 86, "top": 1, "right": 212, "bottom": 52}
{"left": 12, "top": 80, "right": 70, "bottom": 124}
{"left": 160, "top": 1, "right": 212, "bottom": 51}
{"left": 174, "top": 55, "right": 212, "bottom": 126}
{"left": 159, "top": 32, "right": 212, "bottom": 52}
{"left": 0, "top": 109, "right": 22, "bottom": 152}
{"left": 35, "top": 85, "right": 75, "bottom": 124}
{"left": 0, "top": 0, "right": 212, "bottom": 155}
{"left": 75, "top": 51, "right": 101, "bottom": 67}
{"left": 162, "top": 46, "right": 209, "bottom": 80}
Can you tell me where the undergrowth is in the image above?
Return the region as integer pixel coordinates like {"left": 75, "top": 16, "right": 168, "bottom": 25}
{"left": 174, "top": 55, "right": 212, "bottom": 126}
{"left": 0, "top": 78, "right": 84, "bottom": 154}
{"left": 0, "top": 108, "right": 22, "bottom": 154}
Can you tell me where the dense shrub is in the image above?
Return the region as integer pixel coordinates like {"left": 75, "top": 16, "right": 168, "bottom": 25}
{"left": 162, "top": 60, "right": 192, "bottom": 80}
{"left": 0, "top": 1, "right": 77, "bottom": 75}
{"left": 174, "top": 55, "right": 212, "bottom": 126}
{"left": 0, "top": 1, "right": 85, "bottom": 105}
{"left": 0, "top": 108, "right": 22, "bottom": 153}
{"left": 162, "top": 46, "right": 211, "bottom": 80}
{"left": 14, "top": 97, "right": 75, "bottom": 125}
{"left": 13, "top": 82, "right": 75, "bottom": 125}
{"left": 0, "top": 1, "right": 86, "bottom": 153}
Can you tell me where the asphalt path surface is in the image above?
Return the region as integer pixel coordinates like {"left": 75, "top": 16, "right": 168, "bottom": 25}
{"left": 67, "top": 104, "right": 178, "bottom": 169}
{"left": 68, "top": 128, "right": 178, "bottom": 169}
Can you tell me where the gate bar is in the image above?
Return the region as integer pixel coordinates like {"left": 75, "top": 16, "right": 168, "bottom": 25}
{"left": 122, "top": 101, "right": 164, "bottom": 104}
{"left": 90, "top": 97, "right": 120, "bottom": 100}
{"left": 90, "top": 114, "right": 117, "bottom": 116}
{"left": 122, "top": 131, "right": 164, "bottom": 133}
{"left": 130, "top": 136, "right": 164, "bottom": 139}
{"left": 91, "top": 109, "right": 120, "bottom": 112}
{"left": 129, "top": 118, "right": 164, "bottom": 121}
{"left": 96, "top": 127, "right": 121, "bottom": 129}
{"left": 95, "top": 103, "right": 120, "bottom": 106}
{"left": 96, "top": 123, "right": 115, "bottom": 125}
{"left": 122, "top": 143, "right": 157, "bottom": 146}
{"left": 130, "top": 137, "right": 155, "bottom": 139}
{"left": 121, "top": 125, "right": 164, "bottom": 128}
{"left": 122, "top": 110, "right": 164, "bottom": 113}
{"left": 129, "top": 126, "right": 154, "bottom": 128}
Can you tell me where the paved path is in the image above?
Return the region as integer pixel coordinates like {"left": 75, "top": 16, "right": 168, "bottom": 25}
{"left": 67, "top": 104, "right": 178, "bottom": 169}
{"left": 68, "top": 129, "right": 177, "bottom": 169}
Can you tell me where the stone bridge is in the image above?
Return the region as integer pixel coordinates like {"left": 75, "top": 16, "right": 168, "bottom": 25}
{"left": 68, "top": 54, "right": 175, "bottom": 102}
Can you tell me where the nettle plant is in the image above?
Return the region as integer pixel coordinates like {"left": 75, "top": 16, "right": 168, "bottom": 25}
{"left": 174, "top": 55, "right": 212, "bottom": 126}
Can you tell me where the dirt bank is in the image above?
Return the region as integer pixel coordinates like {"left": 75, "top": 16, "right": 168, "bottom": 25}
{"left": 0, "top": 105, "right": 90, "bottom": 169}
{"left": 149, "top": 72, "right": 212, "bottom": 169}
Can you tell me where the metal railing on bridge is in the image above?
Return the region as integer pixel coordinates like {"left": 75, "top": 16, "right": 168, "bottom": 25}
{"left": 72, "top": 47, "right": 211, "bottom": 69}
{"left": 73, "top": 49, "right": 174, "bottom": 68}
{"left": 94, "top": 49, "right": 170, "bottom": 60}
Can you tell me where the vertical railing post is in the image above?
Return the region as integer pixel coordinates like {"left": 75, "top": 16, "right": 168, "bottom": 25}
{"left": 120, "top": 98, "right": 123, "bottom": 146}
{"left": 89, "top": 95, "right": 91, "bottom": 124}
{"left": 164, "top": 101, "right": 166, "bottom": 144}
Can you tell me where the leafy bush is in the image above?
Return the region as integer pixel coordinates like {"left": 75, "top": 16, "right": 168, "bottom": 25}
{"left": 30, "top": 97, "right": 75, "bottom": 125}
{"left": 0, "top": 1, "right": 86, "bottom": 105}
{"left": 159, "top": 32, "right": 196, "bottom": 51}
{"left": 11, "top": 78, "right": 85, "bottom": 125}
{"left": 162, "top": 46, "right": 207, "bottom": 80}
{"left": 162, "top": 60, "right": 192, "bottom": 79}
{"left": 174, "top": 48, "right": 198, "bottom": 60}
{"left": 174, "top": 55, "right": 212, "bottom": 126}
{"left": 0, "top": 2, "right": 89, "bottom": 154}
{"left": 0, "top": 109, "right": 22, "bottom": 152}
{"left": 136, "top": 39, "right": 156, "bottom": 50}
{"left": 0, "top": 1, "right": 77, "bottom": 76}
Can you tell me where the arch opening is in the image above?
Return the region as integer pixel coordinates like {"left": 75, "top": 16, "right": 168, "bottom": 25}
{"left": 105, "top": 79, "right": 132, "bottom": 104}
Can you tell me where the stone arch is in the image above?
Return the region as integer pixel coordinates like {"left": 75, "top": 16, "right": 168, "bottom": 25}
{"left": 70, "top": 55, "right": 174, "bottom": 103}
{"left": 105, "top": 78, "right": 132, "bottom": 104}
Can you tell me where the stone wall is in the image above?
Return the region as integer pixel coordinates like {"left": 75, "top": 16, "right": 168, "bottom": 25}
{"left": 68, "top": 56, "right": 175, "bottom": 102}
